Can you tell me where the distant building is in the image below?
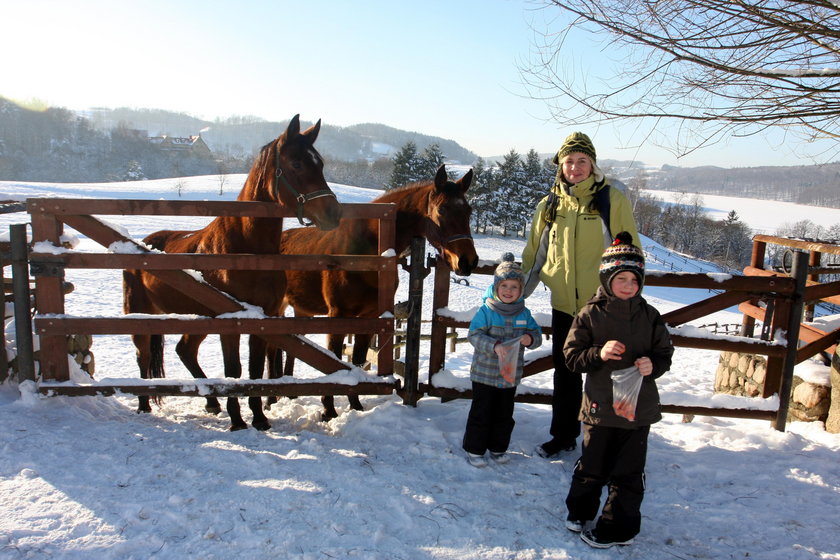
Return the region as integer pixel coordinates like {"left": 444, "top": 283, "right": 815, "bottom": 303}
{"left": 149, "top": 134, "right": 212, "bottom": 157}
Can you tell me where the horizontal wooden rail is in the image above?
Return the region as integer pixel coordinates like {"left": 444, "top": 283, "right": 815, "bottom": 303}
{"left": 432, "top": 315, "right": 787, "bottom": 359}
{"left": 34, "top": 316, "right": 392, "bottom": 336}
{"left": 28, "top": 199, "right": 392, "bottom": 220}
{"left": 31, "top": 252, "right": 394, "bottom": 272}
{"left": 39, "top": 379, "right": 399, "bottom": 398}
{"left": 420, "top": 385, "right": 777, "bottom": 421}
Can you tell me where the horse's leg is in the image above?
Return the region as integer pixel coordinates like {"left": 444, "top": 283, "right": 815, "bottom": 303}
{"left": 132, "top": 333, "right": 154, "bottom": 413}
{"left": 347, "top": 333, "right": 371, "bottom": 412}
{"left": 263, "top": 345, "right": 281, "bottom": 410}
{"left": 320, "top": 333, "right": 345, "bottom": 421}
{"left": 247, "top": 335, "right": 271, "bottom": 431}
{"left": 175, "top": 334, "right": 222, "bottom": 414}
{"left": 220, "top": 334, "right": 247, "bottom": 431}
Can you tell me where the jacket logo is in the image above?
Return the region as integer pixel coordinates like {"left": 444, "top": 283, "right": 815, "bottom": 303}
{"left": 590, "top": 401, "right": 599, "bottom": 415}
{"left": 515, "top": 320, "right": 527, "bottom": 326}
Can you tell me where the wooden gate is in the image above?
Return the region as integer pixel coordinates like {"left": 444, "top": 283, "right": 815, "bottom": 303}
{"left": 23, "top": 197, "right": 400, "bottom": 401}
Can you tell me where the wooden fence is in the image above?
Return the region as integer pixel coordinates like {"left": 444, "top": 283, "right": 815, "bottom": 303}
{"left": 14, "top": 197, "right": 401, "bottom": 401}
{"left": 423, "top": 236, "right": 840, "bottom": 432}
{"left": 5, "top": 203, "right": 839, "bottom": 434}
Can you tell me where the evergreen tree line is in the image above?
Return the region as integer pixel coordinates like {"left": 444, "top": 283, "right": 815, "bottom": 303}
{"left": 388, "top": 142, "right": 556, "bottom": 238}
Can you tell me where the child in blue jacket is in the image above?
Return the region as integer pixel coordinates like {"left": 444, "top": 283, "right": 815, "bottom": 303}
{"left": 462, "top": 252, "right": 542, "bottom": 467}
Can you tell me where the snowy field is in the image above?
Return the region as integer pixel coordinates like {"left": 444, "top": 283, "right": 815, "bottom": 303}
{"left": 0, "top": 175, "right": 838, "bottom": 559}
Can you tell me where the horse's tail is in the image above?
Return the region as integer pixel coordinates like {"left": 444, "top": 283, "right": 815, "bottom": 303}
{"left": 147, "top": 334, "right": 165, "bottom": 406}
{"left": 124, "top": 269, "right": 166, "bottom": 406}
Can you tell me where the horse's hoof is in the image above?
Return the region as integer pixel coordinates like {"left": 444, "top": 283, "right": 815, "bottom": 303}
{"left": 351, "top": 404, "right": 365, "bottom": 412}
{"left": 229, "top": 422, "right": 248, "bottom": 432}
{"left": 252, "top": 419, "right": 271, "bottom": 431}
{"left": 320, "top": 411, "right": 338, "bottom": 422}
{"left": 205, "top": 404, "right": 222, "bottom": 415}
{"left": 136, "top": 407, "right": 152, "bottom": 414}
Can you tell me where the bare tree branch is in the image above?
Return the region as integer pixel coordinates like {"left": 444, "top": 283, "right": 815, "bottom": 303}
{"left": 520, "top": 0, "right": 840, "bottom": 158}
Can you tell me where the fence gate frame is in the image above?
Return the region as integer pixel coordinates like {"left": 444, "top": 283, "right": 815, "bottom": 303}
{"left": 23, "top": 197, "right": 402, "bottom": 401}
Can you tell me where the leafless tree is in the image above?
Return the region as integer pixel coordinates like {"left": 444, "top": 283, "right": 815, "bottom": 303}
{"left": 521, "top": 1, "right": 840, "bottom": 158}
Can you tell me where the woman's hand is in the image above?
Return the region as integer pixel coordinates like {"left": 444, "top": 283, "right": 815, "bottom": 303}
{"left": 521, "top": 334, "right": 533, "bottom": 347}
{"left": 600, "top": 340, "right": 625, "bottom": 361}
{"left": 635, "top": 357, "right": 653, "bottom": 376}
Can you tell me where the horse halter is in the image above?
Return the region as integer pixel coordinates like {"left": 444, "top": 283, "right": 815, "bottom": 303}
{"left": 274, "top": 150, "right": 336, "bottom": 226}
{"left": 424, "top": 215, "right": 473, "bottom": 254}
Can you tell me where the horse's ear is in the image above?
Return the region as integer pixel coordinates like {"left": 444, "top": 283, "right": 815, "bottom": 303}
{"left": 434, "top": 165, "right": 448, "bottom": 190}
{"left": 302, "top": 118, "right": 321, "bottom": 144}
{"left": 457, "top": 169, "right": 473, "bottom": 192}
{"left": 285, "top": 114, "right": 301, "bottom": 139}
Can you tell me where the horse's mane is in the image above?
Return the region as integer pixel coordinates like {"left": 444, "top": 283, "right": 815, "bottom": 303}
{"left": 238, "top": 139, "right": 277, "bottom": 202}
{"left": 374, "top": 180, "right": 430, "bottom": 201}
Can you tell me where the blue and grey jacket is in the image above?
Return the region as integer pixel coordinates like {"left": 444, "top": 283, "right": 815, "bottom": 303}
{"left": 467, "top": 286, "right": 543, "bottom": 388}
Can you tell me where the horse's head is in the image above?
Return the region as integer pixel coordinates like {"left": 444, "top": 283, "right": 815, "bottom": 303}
{"left": 426, "top": 164, "right": 479, "bottom": 276}
{"left": 269, "top": 114, "right": 342, "bottom": 230}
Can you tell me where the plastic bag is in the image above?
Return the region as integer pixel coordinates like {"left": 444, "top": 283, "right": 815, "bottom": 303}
{"left": 610, "top": 365, "right": 643, "bottom": 421}
{"left": 495, "top": 336, "right": 522, "bottom": 384}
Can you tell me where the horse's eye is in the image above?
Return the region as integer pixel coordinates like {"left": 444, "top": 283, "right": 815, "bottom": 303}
{"left": 292, "top": 161, "right": 302, "bottom": 170}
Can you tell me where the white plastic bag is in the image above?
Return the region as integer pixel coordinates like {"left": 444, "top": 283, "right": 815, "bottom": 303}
{"left": 495, "top": 336, "right": 522, "bottom": 384}
{"left": 610, "top": 365, "right": 643, "bottom": 421}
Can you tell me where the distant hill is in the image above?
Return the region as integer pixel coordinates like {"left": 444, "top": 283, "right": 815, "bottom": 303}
{"left": 81, "top": 107, "right": 478, "bottom": 164}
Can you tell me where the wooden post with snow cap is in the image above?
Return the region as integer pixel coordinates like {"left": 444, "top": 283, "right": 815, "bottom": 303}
{"left": 399, "top": 236, "right": 427, "bottom": 407}
{"left": 773, "top": 250, "right": 808, "bottom": 431}
{"left": 27, "top": 201, "right": 70, "bottom": 382}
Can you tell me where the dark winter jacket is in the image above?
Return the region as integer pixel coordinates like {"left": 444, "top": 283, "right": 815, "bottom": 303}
{"left": 563, "top": 287, "right": 673, "bottom": 428}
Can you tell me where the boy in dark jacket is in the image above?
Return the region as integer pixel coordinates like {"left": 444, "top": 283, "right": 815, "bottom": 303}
{"left": 562, "top": 232, "right": 673, "bottom": 548}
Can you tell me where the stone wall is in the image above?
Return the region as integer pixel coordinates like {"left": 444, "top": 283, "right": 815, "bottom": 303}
{"left": 826, "top": 350, "right": 840, "bottom": 433}
{"left": 4, "top": 304, "right": 95, "bottom": 379}
{"left": 715, "top": 351, "right": 832, "bottom": 423}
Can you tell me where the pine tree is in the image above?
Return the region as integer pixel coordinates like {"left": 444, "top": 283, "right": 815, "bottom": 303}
{"left": 468, "top": 158, "right": 494, "bottom": 233}
{"left": 491, "top": 150, "right": 525, "bottom": 236}
{"left": 417, "top": 143, "right": 446, "bottom": 180}
{"left": 388, "top": 142, "right": 423, "bottom": 190}
{"left": 123, "top": 160, "right": 146, "bottom": 181}
{"left": 521, "top": 149, "right": 551, "bottom": 237}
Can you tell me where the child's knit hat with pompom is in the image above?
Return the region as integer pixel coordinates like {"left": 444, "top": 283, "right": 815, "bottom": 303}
{"left": 494, "top": 252, "right": 525, "bottom": 293}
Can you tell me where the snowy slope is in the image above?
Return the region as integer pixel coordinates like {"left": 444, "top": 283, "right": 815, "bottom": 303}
{"left": 0, "top": 176, "right": 838, "bottom": 560}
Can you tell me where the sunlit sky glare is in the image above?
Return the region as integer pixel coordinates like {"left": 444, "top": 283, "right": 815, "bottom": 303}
{"left": 1, "top": 0, "right": 834, "bottom": 168}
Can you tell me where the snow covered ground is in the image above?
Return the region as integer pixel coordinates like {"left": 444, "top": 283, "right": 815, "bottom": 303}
{"left": 0, "top": 176, "right": 838, "bottom": 559}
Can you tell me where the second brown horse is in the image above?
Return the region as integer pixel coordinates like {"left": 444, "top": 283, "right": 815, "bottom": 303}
{"left": 276, "top": 164, "right": 478, "bottom": 419}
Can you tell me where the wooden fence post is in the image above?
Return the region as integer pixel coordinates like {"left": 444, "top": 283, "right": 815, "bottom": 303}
{"left": 10, "top": 224, "right": 36, "bottom": 383}
{"left": 428, "top": 258, "right": 451, "bottom": 378}
{"left": 400, "top": 236, "right": 427, "bottom": 407}
{"left": 741, "top": 238, "right": 766, "bottom": 337}
{"left": 774, "top": 250, "right": 808, "bottom": 431}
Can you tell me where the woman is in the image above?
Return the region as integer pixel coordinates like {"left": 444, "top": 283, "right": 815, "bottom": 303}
{"left": 521, "top": 132, "right": 639, "bottom": 458}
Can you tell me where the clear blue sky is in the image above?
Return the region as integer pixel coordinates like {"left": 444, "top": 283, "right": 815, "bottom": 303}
{"left": 2, "top": 0, "right": 833, "bottom": 168}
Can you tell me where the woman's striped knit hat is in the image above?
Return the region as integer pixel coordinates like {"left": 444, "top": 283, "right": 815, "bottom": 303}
{"left": 599, "top": 231, "right": 645, "bottom": 295}
{"left": 552, "top": 132, "right": 597, "bottom": 165}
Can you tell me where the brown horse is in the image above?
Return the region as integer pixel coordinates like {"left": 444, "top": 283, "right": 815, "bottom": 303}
{"left": 275, "top": 164, "right": 478, "bottom": 419}
{"left": 122, "top": 115, "right": 342, "bottom": 431}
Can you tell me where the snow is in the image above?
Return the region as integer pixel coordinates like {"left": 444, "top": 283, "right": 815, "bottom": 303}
{"left": 1, "top": 176, "right": 839, "bottom": 559}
